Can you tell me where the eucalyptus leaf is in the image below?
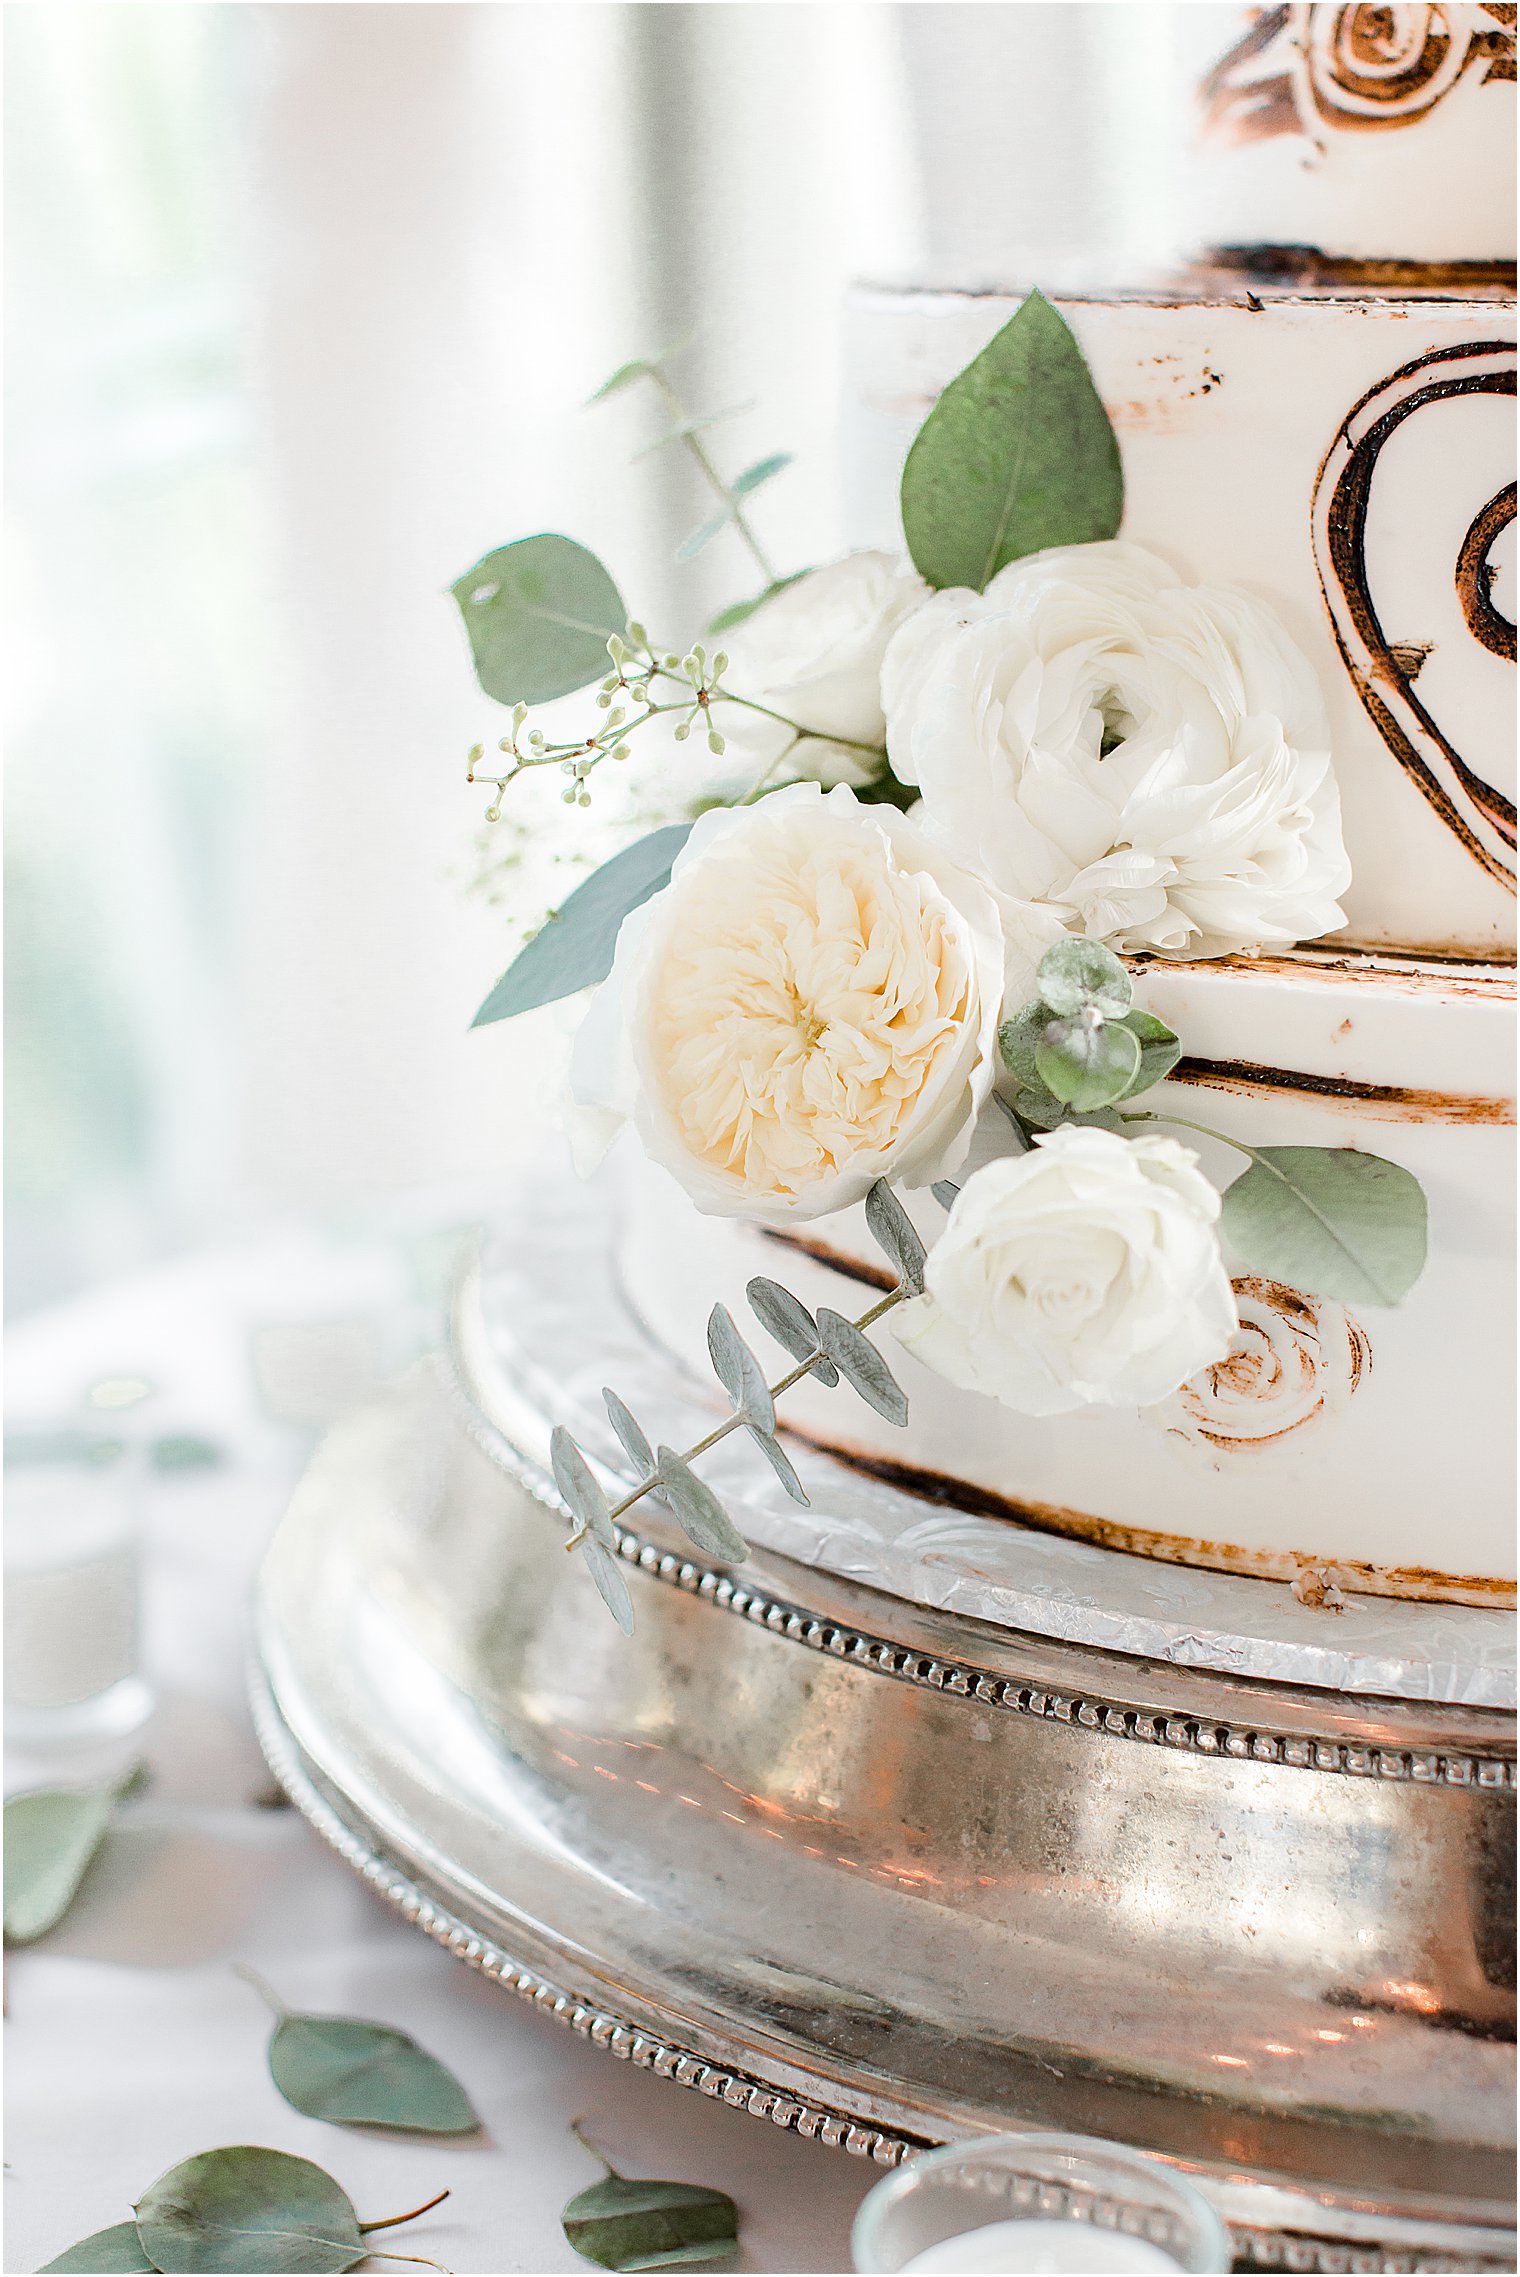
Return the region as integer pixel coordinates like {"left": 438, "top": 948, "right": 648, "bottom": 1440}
{"left": 706, "top": 573, "right": 808, "bottom": 636}
{"left": 745, "top": 1278, "right": 838, "bottom": 1386}
{"left": 1220, "top": 1147, "right": 1428, "bottom": 1307}
{"left": 1038, "top": 937, "right": 1131, "bottom": 1017}
{"left": 863, "top": 1182, "right": 925, "bottom": 1294}
{"left": 930, "top": 1181, "right": 961, "bottom": 1211}
{"left": 563, "top": 2176, "right": 738, "bottom": 2272}
{"left": 1117, "top": 1007, "right": 1181, "bottom": 1095}
{"left": 997, "top": 1000, "right": 1050, "bottom": 1092}
{"left": 133, "top": 2146, "right": 367, "bottom": 2275}
{"left": 451, "top": 533, "right": 627, "bottom": 706}
{"left": 37, "top": 2222, "right": 157, "bottom": 2273}
{"left": 731, "top": 452, "right": 792, "bottom": 497}
{"left": 633, "top": 409, "right": 752, "bottom": 461}
{"left": 5, "top": 1765, "right": 139, "bottom": 1946}
{"left": 815, "top": 1312, "right": 909, "bottom": 1427}
{"left": 705, "top": 1305, "right": 775, "bottom": 1433}
{"left": 900, "top": 289, "right": 1123, "bottom": 592}
{"left": 244, "top": 1975, "right": 479, "bottom": 2134}
{"left": 655, "top": 1449, "right": 749, "bottom": 1564}
{"left": 603, "top": 1388, "right": 654, "bottom": 1479}
{"left": 675, "top": 510, "right": 732, "bottom": 563}
{"left": 582, "top": 1539, "right": 635, "bottom": 1635}
{"left": 1035, "top": 1013, "right": 1143, "bottom": 1112}
{"left": 472, "top": 823, "right": 692, "bottom": 1026}
{"left": 745, "top": 1425, "right": 809, "bottom": 1505}
{"left": 552, "top": 1425, "right": 617, "bottom": 1548}
{"left": 588, "top": 358, "right": 653, "bottom": 403}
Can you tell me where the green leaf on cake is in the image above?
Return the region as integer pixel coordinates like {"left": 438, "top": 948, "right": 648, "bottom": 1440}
{"left": 745, "top": 1277, "right": 839, "bottom": 1386}
{"left": 235, "top": 1968, "right": 480, "bottom": 2136}
{"left": 706, "top": 1305, "right": 776, "bottom": 1434}
{"left": 745, "top": 1425, "right": 809, "bottom": 1506}
{"left": 472, "top": 822, "right": 692, "bottom": 1026}
{"left": 38, "top": 2223, "right": 158, "bottom": 2273}
{"left": 1117, "top": 1008, "right": 1181, "bottom": 1096}
{"left": 1036, "top": 1014, "right": 1143, "bottom": 1113}
{"left": 582, "top": 1539, "right": 635, "bottom": 1635}
{"left": 900, "top": 289, "right": 1123, "bottom": 592}
{"left": 655, "top": 1448, "right": 749, "bottom": 1564}
{"left": 552, "top": 1425, "right": 618, "bottom": 1548}
{"left": 1037, "top": 937, "right": 1131, "bottom": 1018}
{"left": 451, "top": 533, "right": 628, "bottom": 706}
{"left": 603, "top": 1387, "right": 655, "bottom": 1478}
{"left": 1221, "top": 1147, "right": 1428, "bottom": 1307}
{"left": 815, "top": 1311, "right": 909, "bottom": 1426}
{"left": 863, "top": 1181, "right": 926, "bottom": 1294}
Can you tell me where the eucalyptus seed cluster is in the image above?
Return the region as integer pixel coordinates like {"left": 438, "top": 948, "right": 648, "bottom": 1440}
{"left": 465, "top": 630, "right": 733, "bottom": 822}
{"left": 550, "top": 1181, "right": 927, "bottom": 1632}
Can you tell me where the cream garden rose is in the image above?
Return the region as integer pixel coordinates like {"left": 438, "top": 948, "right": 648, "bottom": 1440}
{"left": 716, "top": 551, "right": 928, "bottom": 788}
{"left": 895, "top": 1125, "right": 1238, "bottom": 1415}
{"left": 569, "top": 783, "right": 1005, "bottom": 1220}
{"left": 882, "top": 539, "right": 1350, "bottom": 959}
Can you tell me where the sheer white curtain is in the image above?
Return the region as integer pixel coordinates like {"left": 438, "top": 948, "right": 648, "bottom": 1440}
{"left": 8, "top": 2, "right": 1190, "bottom": 1308}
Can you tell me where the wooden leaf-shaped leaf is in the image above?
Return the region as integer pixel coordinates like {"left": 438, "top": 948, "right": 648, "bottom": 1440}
{"left": 603, "top": 1387, "right": 654, "bottom": 1478}
{"left": 1221, "top": 1148, "right": 1428, "bottom": 1308}
{"left": 267, "top": 2011, "right": 479, "bottom": 2134}
{"left": 134, "top": 2147, "right": 365, "bottom": 2275}
{"left": 745, "top": 1425, "right": 809, "bottom": 1506}
{"left": 731, "top": 452, "right": 792, "bottom": 496}
{"left": 552, "top": 1425, "right": 616, "bottom": 1547}
{"left": 706, "top": 1305, "right": 775, "bottom": 1433}
{"left": 815, "top": 1311, "right": 909, "bottom": 1426}
{"left": 1116, "top": 1008, "right": 1181, "bottom": 1097}
{"left": 4, "top": 1771, "right": 133, "bottom": 1946}
{"left": 863, "top": 1182, "right": 926, "bottom": 1294}
{"left": 473, "top": 823, "right": 692, "bottom": 1026}
{"left": 745, "top": 1277, "right": 838, "bottom": 1386}
{"left": 582, "top": 1538, "right": 635, "bottom": 1635}
{"left": 655, "top": 1448, "right": 749, "bottom": 1563}
{"left": 1035, "top": 1014, "right": 1142, "bottom": 1112}
{"left": 563, "top": 2175, "right": 739, "bottom": 2272}
{"left": 38, "top": 2223, "right": 156, "bottom": 2273}
{"left": 675, "top": 510, "right": 732, "bottom": 562}
{"left": 900, "top": 289, "right": 1123, "bottom": 592}
{"left": 451, "top": 533, "right": 627, "bottom": 705}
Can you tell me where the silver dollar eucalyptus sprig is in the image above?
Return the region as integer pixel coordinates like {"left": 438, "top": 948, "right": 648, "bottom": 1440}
{"left": 553, "top": 1180, "right": 922, "bottom": 1630}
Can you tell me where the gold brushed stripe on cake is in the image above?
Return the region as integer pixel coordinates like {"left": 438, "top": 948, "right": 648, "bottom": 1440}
{"left": 1169, "top": 1056, "right": 1516, "bottom": 1123}
{"left": 778, "top": 1420, "right": 1516, "bottom": 1611}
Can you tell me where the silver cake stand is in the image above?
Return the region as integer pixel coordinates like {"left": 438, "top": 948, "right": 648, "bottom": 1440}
{"left": 253, "top": 1173, "right": 1516, "bottom": 2273}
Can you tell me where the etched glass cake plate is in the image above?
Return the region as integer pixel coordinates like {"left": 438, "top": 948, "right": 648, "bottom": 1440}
{"left": 253, "top": 1167, "right": 1517, "bottom": 2276}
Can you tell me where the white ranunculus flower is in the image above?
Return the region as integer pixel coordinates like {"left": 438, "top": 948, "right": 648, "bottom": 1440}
{"left": 894, "top": 1125, "right": 1238, "bottom": 1415}
{"left": 570, "top": 783, "right": 1006, "bottom": 1220}
{"left": 716, "top": 551, "right": 928, "bottom": 789}
{"left": 882, "top": 539, "right": 1350, "bottom": 959}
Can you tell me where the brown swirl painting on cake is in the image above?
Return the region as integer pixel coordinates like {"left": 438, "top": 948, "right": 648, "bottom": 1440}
{"left": 1312, "top": 337, "right": 1517, "bottom": 887}
{"left": 1158, "top": 1275, "right": 1372, "bottom": 1461}
{"left": 1203, "top": 4, "right": 1516, "bottom": 148}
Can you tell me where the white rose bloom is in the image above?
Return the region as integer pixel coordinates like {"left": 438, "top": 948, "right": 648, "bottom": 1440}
{"left": 717, "top": 551, "right": 928, "bottom": 789}
{"left": 570, "top": 783, "right": 1006, "bottom": 1220}
{"left": 882, "top": 539, "right": 1350, "bottom": 959}
{"left": 894, "top": 1125, "right": 1238, "bottom": 1415}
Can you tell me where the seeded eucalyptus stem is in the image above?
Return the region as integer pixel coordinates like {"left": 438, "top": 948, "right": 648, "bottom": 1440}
{"left": 1120, "top": 1109, "right": 1256, "bottom": 1158}
{"left": 645, "top": 365, "right": 779, "bottom": 585}
{"left": 564, "top": 1284, "right": 908, "bottom": 1552}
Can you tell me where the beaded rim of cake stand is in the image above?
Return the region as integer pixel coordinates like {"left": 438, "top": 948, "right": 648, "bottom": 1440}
{"left": 435, "top": 1356, "right": 1517, "bottom": 1794}
{"left": 248, "top": 1664, "right": 1513, "bottom": 2277}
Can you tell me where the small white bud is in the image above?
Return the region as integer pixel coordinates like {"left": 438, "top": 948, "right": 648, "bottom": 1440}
{"left": 711, "top": 652, "right": 729, "bottom": 676}
{"left": 626, "top": 621, "right": 647, "bottom": 647}
{"left": 562, "top": 787, "right": 577, "bottom": 804}
{"left": 673, "top": 721, "right": 690, "bottom": 743}
{"left": 707, "top": 732, "right": 725, "bottom": 756}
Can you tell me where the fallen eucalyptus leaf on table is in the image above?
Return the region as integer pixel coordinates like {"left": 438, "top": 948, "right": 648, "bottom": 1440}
{"left": 5, "top": 1764, "right": 146, "bottom": 1947}
{"left": 38, "top": 2222, "right": 156, "bottom": 2273}
{"left": 236, "top": 1966, "right": 480, "bottom": 2134}
{"left": 563, "top": 2128, "right": 738, "bottom": 2272}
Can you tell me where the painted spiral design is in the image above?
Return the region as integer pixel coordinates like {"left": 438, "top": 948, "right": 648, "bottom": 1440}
{"left": 1159, "top": 1276, "right": 1371, "bottom": 1459}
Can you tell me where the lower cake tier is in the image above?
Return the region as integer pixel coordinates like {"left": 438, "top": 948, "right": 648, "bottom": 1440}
{"left": 843, "top": 281, "right": 1517, "bottom": 958}
{"left": 618, "top": 951, "right": 1516, "bottom": 1605}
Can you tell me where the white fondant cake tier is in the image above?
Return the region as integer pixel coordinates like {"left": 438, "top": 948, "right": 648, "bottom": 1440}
{"left": 619, "top": 952, "right": 1516, "bottom": 1604}
{"left": 1177, "top": 3, "right": 1516, "bottom": 269}
{"left": 843, "top": 284, "right": 1517, "bottom": 957}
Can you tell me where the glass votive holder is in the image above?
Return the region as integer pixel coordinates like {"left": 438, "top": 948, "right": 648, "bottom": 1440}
{"left": 852, "top": 2133, "right": 1233, "bottom": 2275}
{"left": 4, "top": 1428, "right": 154, "bottom": 1748}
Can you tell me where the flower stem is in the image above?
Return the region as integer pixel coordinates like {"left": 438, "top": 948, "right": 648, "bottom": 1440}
{"left": 1119, "top": 1109, "right": 1257, "bottom": 1160}
{"left": 359, "top": 2191, "right": 451, "bottom": 2236}
{"left": 230, "top": 1962, "right": 289, "bottom": 2021}
{"left": 648, "top": 368, "right": 779, "bottom": 585}
{"left": 566, "top": 1284, "right": 909, "bottom": 1548}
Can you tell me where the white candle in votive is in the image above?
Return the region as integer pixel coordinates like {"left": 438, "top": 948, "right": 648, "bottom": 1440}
{"left": 903, "top": 2220, "right": 1183, "bottom": 2274}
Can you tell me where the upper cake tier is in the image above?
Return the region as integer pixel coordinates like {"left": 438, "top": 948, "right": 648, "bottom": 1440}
{"left": 844, "top": 284, "right": 1516, "bottom": 956}
{"left": 1177, "top": 3, "right": 1516, "bottom": 272}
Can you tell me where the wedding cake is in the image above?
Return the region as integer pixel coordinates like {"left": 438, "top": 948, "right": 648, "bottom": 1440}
{"left": 603, "top": 3, "right": 1517, "bottom": 1608}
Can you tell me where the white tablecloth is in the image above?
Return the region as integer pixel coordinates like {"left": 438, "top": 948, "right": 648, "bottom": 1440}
{"left": 4, "top": 1215, "right": 877, "bottom": 2275}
